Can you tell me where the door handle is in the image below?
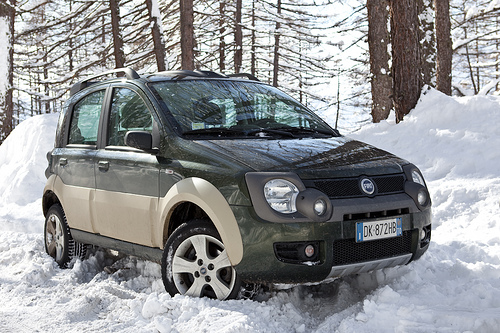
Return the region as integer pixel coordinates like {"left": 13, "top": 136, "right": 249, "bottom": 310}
{"left": 59, "top": 158, "right": 68, "bottom": 166}
{"left": 98, "top": 161, "right": 109, "bottom": 171}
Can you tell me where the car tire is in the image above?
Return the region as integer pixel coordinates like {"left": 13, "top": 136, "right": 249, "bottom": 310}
{"left": 161, "top": 220, "right": 241, "bottom": 300}
{"left": 44, "top": 204, "right": 87, "bottom": 268}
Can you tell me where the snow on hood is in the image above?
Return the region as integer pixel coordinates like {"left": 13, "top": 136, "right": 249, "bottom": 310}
{"left": 0, "top": 87, "right": 499, "bottom": 332}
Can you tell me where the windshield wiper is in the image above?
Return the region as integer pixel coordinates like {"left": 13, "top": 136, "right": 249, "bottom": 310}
{"left": 182, "top": 126, "right": 338, "bottom": 139}
{"left": 182, "top": 128, "right": 245, "bottom": 137}
{"left": 246, "top": 128, "right": 296, "bottom": 138}
{"left": 266, "top": 126, "right": 336, "bottom": 138}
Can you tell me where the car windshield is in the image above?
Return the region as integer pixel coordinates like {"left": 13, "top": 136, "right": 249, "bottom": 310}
{"left": 150, "top": 80, "right": 338, "bottom": 139}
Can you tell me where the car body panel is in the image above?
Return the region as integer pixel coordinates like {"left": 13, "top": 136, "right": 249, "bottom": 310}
{"left": 157, "top": 177, "right": 244, "bottom": 265}
{"left": 94, "top": 148, "right": 160, "bottom": 245}
{"left": 193, "top": 137, "right": 407, "bottom": 179}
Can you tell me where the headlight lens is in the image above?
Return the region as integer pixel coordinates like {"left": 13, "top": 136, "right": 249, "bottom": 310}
{"left": 411, "top": 169, "right": 425, "bottom": 186}
{"left": 264, "top": 179, "right": 299, "bottom": 213}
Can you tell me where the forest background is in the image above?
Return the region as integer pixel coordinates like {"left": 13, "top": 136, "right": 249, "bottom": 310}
{"left": 0, "top": 0, "right": 497, "bottom": 143}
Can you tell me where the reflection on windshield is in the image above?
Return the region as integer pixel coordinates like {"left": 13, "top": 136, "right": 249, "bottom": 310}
{"left": 150, "top": 80, "right": 336, "bottom": 139}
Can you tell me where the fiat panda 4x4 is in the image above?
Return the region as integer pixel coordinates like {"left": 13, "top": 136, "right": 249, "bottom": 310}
{"left": 43, "top": 68, "right": 431, "bottom": 300}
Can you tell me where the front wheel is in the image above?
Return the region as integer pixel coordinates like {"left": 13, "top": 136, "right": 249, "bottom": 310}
{"left": 161, "top": 220, "right": 241, "bottom": 300}
{"left": 44, "top": 204, "right": 87, "bottom": 268}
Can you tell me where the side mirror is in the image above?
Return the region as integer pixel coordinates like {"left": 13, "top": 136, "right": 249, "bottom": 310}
{"left": 124, "top": 131, "right": 158, "bottom": 154}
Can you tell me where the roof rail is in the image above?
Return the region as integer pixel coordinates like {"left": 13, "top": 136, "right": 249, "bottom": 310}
{"left": 162, "top": 70, "right": 227, "bottom": 79}
{"left": 227, "top": 73, "right": 259, "bottom": 81}
{"left": 70, "top": 68, "right": 140, "bottom": 96}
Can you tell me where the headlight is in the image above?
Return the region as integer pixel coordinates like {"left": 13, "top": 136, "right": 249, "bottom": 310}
{"left": 264, "top": 179, "right": 299, "bottom": 214}
{"left": 411, "top": 169, "right": 425, "bottom": 186}
{"left": 403, "top": 165, "right": 431, "bottom": 210}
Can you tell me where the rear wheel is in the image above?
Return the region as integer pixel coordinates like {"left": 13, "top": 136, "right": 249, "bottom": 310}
{"left": 44, "top": 204, "right": 87, "bottom": 268}
{"left": 161, "top": 220, "right": 241, "bottom": 300}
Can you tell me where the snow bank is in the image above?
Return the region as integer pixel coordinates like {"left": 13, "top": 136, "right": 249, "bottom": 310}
{"left": 0, "top": 113, "right": 58, "bottom": 206}
{"left": 351, "top": 86, "right": 500, "bottom": 180}
{"left": 0, "top": 88, "right": 499, "bottom": 332}
{"left": 346, "top": 87, "right": 500, "bottom": 332}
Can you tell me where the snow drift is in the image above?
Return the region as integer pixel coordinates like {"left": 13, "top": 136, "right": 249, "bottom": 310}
{"left": 0, "top": 88, "right": 499, "bottom": 332}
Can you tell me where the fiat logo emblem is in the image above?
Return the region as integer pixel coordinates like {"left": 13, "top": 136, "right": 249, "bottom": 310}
{"left": 360, "top": 178, "right": 375, "bottom": 195}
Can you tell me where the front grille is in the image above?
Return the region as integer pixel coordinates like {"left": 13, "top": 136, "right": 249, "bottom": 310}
{"left": 343, "top": 208, "right": 410, "bottom": 221}
{"left": 332, "top": 230, "right": 413, "bottom": 266}
{"left": 311, "top": 174, "right": 406, "bottom": 199}
{"left": 375, "top": 175, "right": 406, "bottom": 193}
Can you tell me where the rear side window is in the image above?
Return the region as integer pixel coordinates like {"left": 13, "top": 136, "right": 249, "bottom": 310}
{"left": 107, "top": 87, "right": 153, "bottom": 146}
{"left": 68, "top": 90, "right": 105, "bottom": 145}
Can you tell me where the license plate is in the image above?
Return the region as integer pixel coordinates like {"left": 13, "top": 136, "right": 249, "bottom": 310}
{"left": 356, "top": 218, "right": 402, "bottom": 242}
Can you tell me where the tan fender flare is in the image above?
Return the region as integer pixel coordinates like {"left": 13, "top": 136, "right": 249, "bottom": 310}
{"left": 42, "top": 174, "right": 57, "bottom": 215}
{"left": 157, "top": 177, "right": 243, "bottom": 266}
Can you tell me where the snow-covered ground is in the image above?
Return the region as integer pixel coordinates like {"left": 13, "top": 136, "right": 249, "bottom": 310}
{"left": 0, "top": 88, "right": 499, "bottom": 332}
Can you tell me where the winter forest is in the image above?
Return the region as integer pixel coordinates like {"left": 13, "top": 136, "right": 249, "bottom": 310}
{"left": 1, "top": 1, "right": 500, "bottom": 331}
{"left": 0, "top": 0, "right": 498, "bottom": 142}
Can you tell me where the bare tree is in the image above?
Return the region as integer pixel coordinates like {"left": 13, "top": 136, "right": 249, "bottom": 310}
{"left": 390, "top": 0, "right": 422, "bottom": 123}
{"left": 234, "top": 0, "right": 243, "bottom": 73}
{"left": 272, "top": 0, "right": 281, "bottom": 87}
{"left": 180, "top": 0, "right": 195, "bottom": 70}
{"left": 146, "top": 0, "right": 167, "bottom": 71}
{"left": 0, "top": 0, "right": 15, "bottom": 143}
{"left": 219, "top": 1, "right": 226, "bottom": 71}
{"left": 435, "top": 0, "right": 451, "bottom": 95}
{"left": 367, "top": 0, "right": 392, "bottom": 123}
{"left": 110, "top": 0, "right": 126, "bottom": 68}
{"left": 250, "top": 0, "right": 257, "bottom": 76}
{"left": 418, "top": 0, "right": 436, "bottom": 86}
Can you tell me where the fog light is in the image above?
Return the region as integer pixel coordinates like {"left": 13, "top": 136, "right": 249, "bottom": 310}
{"left": 313, "top": 199, "right": 327, "bottom": 216}
{"left": 420, "top": 229, "right": 427, "bottom": 241}
{"left": 417, "top": 189, "right": 427, "bottom": 206}
{"left": 304, "top": 244, "right": 315, "bottom": 258}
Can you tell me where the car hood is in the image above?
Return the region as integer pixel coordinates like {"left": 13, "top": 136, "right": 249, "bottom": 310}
{"left": 193, "top": 137, "right": 408, "bottom": 179}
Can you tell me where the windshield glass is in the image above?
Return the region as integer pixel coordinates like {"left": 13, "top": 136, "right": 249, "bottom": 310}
{"left": 150, "top": 80, "right": 337, "bottom": 139}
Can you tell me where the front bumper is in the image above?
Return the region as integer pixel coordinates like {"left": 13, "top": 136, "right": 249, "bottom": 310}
{"left": 232, "top": 199, "right": 431, "bottom": 284}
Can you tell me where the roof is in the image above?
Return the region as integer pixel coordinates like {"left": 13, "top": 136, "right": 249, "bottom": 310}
{"left": 70, "top": 68, "right": 259, "bottom": 96}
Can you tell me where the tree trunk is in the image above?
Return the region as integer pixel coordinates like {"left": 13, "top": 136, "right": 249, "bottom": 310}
{"left": 0, "top": 0, "right": 15, "bottom": 143}
{"left": 44, "top": 51, "right": 50, "bottom": 113}
{"left": 418, "top": 0, "right": 435, "bottom": 87}
{"left": 250, "top": 0, "right": 256, "bottom": 76}
{"left": 434, "top": 0, "right": 452, "bottom": 95}
{"left": 146, "top": 0, "right": 167, "bottom": 71}
{"left": 234, "top": 0, "right": 243, "bottom": 73}
{"left": 390, "top": 0, "right": 422, "bottom": 123}
{"left": 272, "top": 0, "right": 281, "bottom": 87}
{"left": 367, "top": 0, "right": 392, "bottom": 123}
{"left": 180, "top": 0, "right": 194, "bottom": 70}
{"left": 110, "top": 0, "right": 126, "bottom": 68}
{"left": 219, "top": 1, "right": 226, "bottom": 72}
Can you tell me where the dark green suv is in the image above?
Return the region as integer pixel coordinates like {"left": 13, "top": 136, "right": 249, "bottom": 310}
{"left": 43, "top": 68, "right": 431, "bottom": 300}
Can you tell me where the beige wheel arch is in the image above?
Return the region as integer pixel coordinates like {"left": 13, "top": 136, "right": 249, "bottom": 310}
{"left": 156, "top": 177, "right": 244, "bottom": 266}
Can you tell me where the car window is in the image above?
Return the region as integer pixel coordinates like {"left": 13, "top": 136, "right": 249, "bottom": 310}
{"left": 68, "top": 90, "right": 105, "bottom": 145}
{"left": 108, "top": 87, "right": 153, "bottom": 146}
{"left": 150, "top": 80, "right": 335, "bottom": 138}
